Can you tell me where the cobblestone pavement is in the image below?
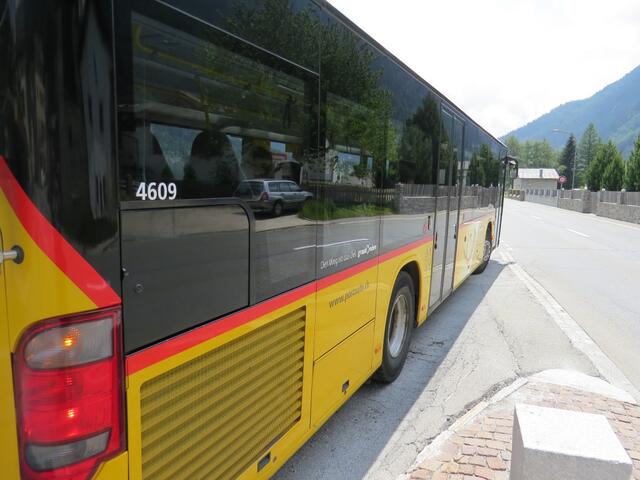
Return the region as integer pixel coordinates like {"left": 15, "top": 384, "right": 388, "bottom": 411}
{"left": 406, "top": 377, "right": 640, "bottom": 480}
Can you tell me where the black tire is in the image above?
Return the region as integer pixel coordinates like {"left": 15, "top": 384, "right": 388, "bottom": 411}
{"left": 374, "top": 271, "right": 415, "bottom": 383}
{"left": 473, "top": 227, "right": 492, "bottom": 275}
{"left": 272, "top": 201, "right": 283, "bottom": 217}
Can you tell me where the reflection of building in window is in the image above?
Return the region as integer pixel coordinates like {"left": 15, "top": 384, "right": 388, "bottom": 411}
{"left": 334, "top": 150, "right": 373, "bottom": 186}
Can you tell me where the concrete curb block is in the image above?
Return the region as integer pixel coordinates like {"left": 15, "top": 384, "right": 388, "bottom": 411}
{"left": 398, "top": 370, "right": 637, "bottom": 480}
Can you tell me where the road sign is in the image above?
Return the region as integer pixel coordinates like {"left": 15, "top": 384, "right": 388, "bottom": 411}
{"left": 559, "top": 175, "right": 567, "bottom": 185}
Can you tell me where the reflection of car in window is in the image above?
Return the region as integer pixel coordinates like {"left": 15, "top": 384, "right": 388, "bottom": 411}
{"left": 234, "top": 179, "right": 312, "bottom": 216}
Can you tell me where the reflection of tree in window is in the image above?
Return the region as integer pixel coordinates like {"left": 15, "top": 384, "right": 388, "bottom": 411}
{"left": 352, "top": 161, "right": 371, "bottom": 185}
{"left": 468, "top": 144, "right": 500, "bottom": 188}
{"left": 227, "top": 0, "right": 394, "bottom": 188}
{"left": 397, "top": 96, "right": 440, "bottom": 185}
{"left": 468, "top": 153, "right": 485, "bottom": 187}
{"left": 183, "top": 130, "right": 239, "bottom": 197}
{"left": 243, "top": 145, "right": 273, "bottom": 179}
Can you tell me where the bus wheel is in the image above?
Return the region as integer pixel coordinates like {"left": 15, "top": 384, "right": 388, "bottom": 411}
{"left": 272, "top": 201, "right": 283, "bottom": 217}
{"left": 473, "top": 227, "right": 492, "bottom": 275}
{"left": 374, "top": 271, "right": 415, "bottom": 383}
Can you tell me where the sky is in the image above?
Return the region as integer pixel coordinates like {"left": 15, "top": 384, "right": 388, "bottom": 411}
{"left": 327, "top": 0, "right": 640, "bottom": 137}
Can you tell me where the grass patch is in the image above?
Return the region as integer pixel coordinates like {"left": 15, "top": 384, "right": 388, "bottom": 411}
{"left": 300, "top": 199, "right": 392, "bottom": 220}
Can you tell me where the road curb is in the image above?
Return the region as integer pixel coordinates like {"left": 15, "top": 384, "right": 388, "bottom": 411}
{"left": 399, "top": 377, "right": 528, "bottom": 480}
{"left": 500, "top": 250, "right": 640, "bottom": 403}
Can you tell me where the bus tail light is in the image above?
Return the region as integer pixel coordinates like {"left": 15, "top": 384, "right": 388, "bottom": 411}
{"left": 13, "top": 307, "right": 125, "bottom": 480}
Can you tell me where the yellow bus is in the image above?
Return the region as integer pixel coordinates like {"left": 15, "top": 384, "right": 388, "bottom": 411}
{"left": 0, "top": 1, "right": 514, "bottom": 479}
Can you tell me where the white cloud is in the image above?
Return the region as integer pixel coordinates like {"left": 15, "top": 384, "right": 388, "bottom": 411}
{"left": 327, "top": 0, "right": 640, "bottom": 137}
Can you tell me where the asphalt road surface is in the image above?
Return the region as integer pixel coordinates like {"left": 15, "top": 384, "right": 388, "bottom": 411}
{"left": 501, "top": 199, "right": 640, "bottom": 391}
{"left": 274, "top": 220, "right": 599, "bottom": 479}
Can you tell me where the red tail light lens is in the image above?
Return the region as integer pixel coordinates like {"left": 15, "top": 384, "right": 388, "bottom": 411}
{"left": 13, "top": 308, "right": 125, "bottom": 480}
{"left": 259, "top": 191, "right": 269, "bottom": 201}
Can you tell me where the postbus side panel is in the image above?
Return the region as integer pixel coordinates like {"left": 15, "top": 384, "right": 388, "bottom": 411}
{"left": 454, "top": 212, "right": 495, "bottom": 288}
{"left": 0, "top": 228, "right": 20, "bottom": 480}
{"left": 0, "top": 1, "right": 126, "bottom": 477}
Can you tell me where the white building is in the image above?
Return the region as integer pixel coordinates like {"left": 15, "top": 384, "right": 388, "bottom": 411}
{"left": 513, "top": 168, "right": 559, "bottom": 190}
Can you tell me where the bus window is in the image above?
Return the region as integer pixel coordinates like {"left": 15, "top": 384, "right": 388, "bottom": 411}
{"left": 116, "top": 4, "right": 320, "bottom": 341}
{"left": 118, "top": 11, "right": 316, "bottom": 204}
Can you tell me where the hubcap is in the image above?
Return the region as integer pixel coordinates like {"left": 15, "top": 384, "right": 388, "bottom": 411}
{"left": 483, "top": 239, "right": 491, "bottom": 262}
{"left": 388, "top": 294, "right": 409, "bottom": 358}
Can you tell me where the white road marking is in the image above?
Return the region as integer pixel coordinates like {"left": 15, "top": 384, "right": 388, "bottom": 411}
{"left": 566, "top": 228, "right": 590, "bottom": 238}
{"left": 591, "top": 217, "right": 640, "bottom": 232}
{"left": 293, "top": 238, "right": 371, "bottom": 251}
{"left": 500, "top": 251, "right": 640, "bottom": 402}
{"left": 531, "top": 215, "right": 542, "bottom": 220}
{"left": 293, "top": 244, "right": 316, "bottom": 251}
{"left": 337, "top": 219, "right": 377, "bottom": 225}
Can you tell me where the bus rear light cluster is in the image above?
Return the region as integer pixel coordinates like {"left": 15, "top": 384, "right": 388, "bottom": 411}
{"left": 13, "top": 308, "right": 125, "bottom": 480}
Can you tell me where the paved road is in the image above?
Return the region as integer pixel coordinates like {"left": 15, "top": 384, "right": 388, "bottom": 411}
{"left": 275, "top": 241, "right": 597, "bottom": 479}
{"left": 501, "top": 199, "right": 640, "bottom": 391}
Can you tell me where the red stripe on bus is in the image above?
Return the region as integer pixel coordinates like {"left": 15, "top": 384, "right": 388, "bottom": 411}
{"left": 126, "top": 235, "right": 432, "bottom": 375}
{"left": 0, "top": 155, "right": 121, "bottom": 307}
{"left": 378, "top": 236, "right": 433, "bottom": 263}
{"left": 126, "top": 282, "right": 316, "bottom": 375}
{"left": 316, "top": 256, "right": 378, "bottom": 290}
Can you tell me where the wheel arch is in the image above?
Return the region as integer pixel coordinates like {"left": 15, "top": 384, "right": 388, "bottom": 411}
{"left": 398, "top": 260, "right": 421, "bottom": 327}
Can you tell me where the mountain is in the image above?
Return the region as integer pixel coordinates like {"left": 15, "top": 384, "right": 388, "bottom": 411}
{"left": 502, "top": 65, "right": 640, "bottom": 156}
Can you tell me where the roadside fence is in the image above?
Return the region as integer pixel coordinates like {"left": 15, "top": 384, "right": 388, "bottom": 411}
{"left": 513, "top": 188, "right": 640, "bottom": 224}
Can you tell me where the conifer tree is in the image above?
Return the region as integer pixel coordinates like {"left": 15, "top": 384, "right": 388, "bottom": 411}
{"left": 624, "top": 134, "right": 640, "bottom": 191}
{"left": 577, "top": 123, "right": 602, "bottom": 186}
{"left": 602, "top": 146, "right": 625, "bottom": 191}
{"left": 559, "top": 134, "right": 577, "bottom": 188}
{"left": 585, "top": 142, "right": 608, "bottom": 191}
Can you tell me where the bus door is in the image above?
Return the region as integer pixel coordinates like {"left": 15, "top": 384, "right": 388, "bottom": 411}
{"left": 429, "top": 108, "right": 461, "bottom": 309}
{"left": 441, "top": 116, "right": 464, "bottom": 299}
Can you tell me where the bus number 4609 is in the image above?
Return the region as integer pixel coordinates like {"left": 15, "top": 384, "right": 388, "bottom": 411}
{"left": 135, "top": 182, "right": 177, "bottom": 201}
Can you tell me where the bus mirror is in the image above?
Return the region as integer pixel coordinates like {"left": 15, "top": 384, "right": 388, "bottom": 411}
{"left": 505, "top": 156, "right": 518, "bottom": 180}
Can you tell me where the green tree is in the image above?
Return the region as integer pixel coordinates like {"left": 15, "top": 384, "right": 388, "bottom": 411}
{"left": 535, "top": 139, "right": 560, "bottom": 168}
{"left": 577, "top": 123, "right": 602, "bottom": 186}
{"left": 586, "top": 141, "right": 617, "bottom": 191}
{"left": 505, "top": 136, "right": 521, "bottom": 159}
{"left": 624, "top": 134, "right": 640, "bottom": 191}
{"left": 478, "top": 144, "right": 500, "bottom": 187}
{"left": 352, "top": 161, "right": 371, "bottom": 184}
{"left": 602, "top": 145, "right": 625, "bottom": 191}
{"left": 228, "top": 0, "right": 395, "bottom": 187}
{"left": 558, "top": 134, "right": 577, "bottom": 188}
{"left": 397, "top": 96, "right": 440, "bottom": 184}
{"left": 468, "top": 153, "right": 485, "bottom": 186}
{"left": 516, "top": 139, "right": 559, "bottom": 168}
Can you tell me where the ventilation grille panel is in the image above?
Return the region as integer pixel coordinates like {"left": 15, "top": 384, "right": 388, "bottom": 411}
{"left": 140, "top": 308, "right": 306, "bottom": 480}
